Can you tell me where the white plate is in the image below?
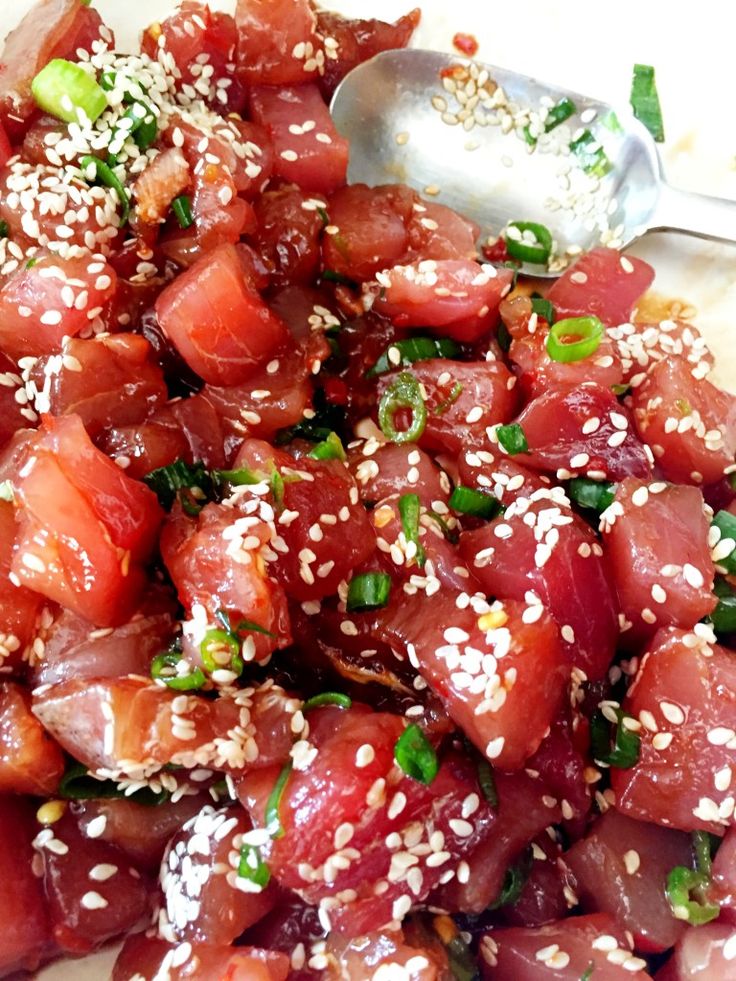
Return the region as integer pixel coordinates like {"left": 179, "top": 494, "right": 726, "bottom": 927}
{"left": 1, "top": 1, "right": 735, "bottom": 978}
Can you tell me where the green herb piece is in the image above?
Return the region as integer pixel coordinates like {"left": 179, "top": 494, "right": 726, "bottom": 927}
{"left": 346, "top": 572, "right": 392, "bottom": 612}
{"left": 497, "top": 321, "right": 511, "bottom": 353}
{"left": 367, "top": 336, "right": 459, "bottom": 378}
{"left": 303, "top": 692, "right": 352, "bottom": 711}
{"left": 569, "top": 477, "right": 616, "bottom": 513}
{"left": 213, "top": 467, "right": 262, "bottom": 487}
{"left": 378, "top": 371, "right": 427, "bottom": 443}
{"left": 710, "top": 578, "right": 736, "bottom": 634}
{"left": 399, "top": 492, "right": 426, "bottom": 568}
{"left": 143, "top": 459, "right": 209, "bottom": 510}
{"left": 32, "top": 59, "right": 107, "bottom": 123}
{"left": 151, "top": 650, "right": 206, "bottom": 691}
{"left": 265, "top": 761, "right": 293, "bottom": 838}
{"left": 530, "top": 297, "right": 555, "bottom": 324}
{"left": 172, "top": 194, "right": 194, "bottom": 229}
{"left": 238, "top": 843, "right": 271, "bottom": 888}
{"left": 570, "top": 129, "right": 612, "bottom": 177}
{"left": 666, "top": 865, "right": 719, "bottom": 925}
{"left": 496, "top": 423, "right": 528, "bottom": 455}
{"left": 308, "top": 431, "right": 346, "bottom": 461}
{"left": 321, "top": 268, "right": 356, "bottom": 286}
{"left": 712, "top": 510, "right": 736, "bottom": 574}
{"left": 449, "top": 485, "right": 499, "bottom": 520}
{"left": 590, "top": 707, "right": 641, "bottom": 768}
{"left": 547, "top": 315, "right": 604, "bottom": 362}
{"left": 505, "top": 221, "right": 553, "bottom": 266}
{"left": 445, "top": 934, "right": 479, "bottom": 981}
{"left": 630, "top": 63, "right": 665, "bottom": 143}
{"left": 0, "top": 220, "right": 8, "bottom": 239}
{"left": 199, "top": 628, "right": 243, "bottom": 676}
{"left": 394, "top": 723, "right": 438, "bottom": 784}
{"left": 523, "top": 96, "right": 576, "bottom": 145}
{"left": 59, "top": 762, "right": 168, "bottom": 806}
{"left": 489, "top": 850, "right": 532, "bottom": 909}
{"left": 434, "top": 380, "right": 463, "bottom": 415}
{"left": 477, "top": 759, "right": 498, "bottom": 807}
{"left": 0, "top": 480, "right": 13, "bottom": 502}
{"left": 580, "top": 964, "right": 595, "bottom": 981}
{"left": 126, "top": 101, "right": 157, "bottom": 150}
{"left": 79, "top": 154, "right": 129, "bottom": 222}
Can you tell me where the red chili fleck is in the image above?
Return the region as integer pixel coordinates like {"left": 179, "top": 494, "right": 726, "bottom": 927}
{"left": 452, "top": 32, "right": 479, "bottom": 57}
{"left": 482, "top": 238, "right": 510, "bottom": 264}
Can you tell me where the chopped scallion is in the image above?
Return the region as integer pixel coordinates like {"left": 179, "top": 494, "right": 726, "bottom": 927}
{"left": 477, "top": 759, "right": 498, "bottom": 807}
{"left": 367, "top": 337, "right": 459, "bottom": 378}
{"left": 172, "top": 195, "right": 194, "bottom": 230}
{"left": 399, "top": 492, "right": 426, "bottom": 568}
{"left": 346, "top": 572, "right": 392, "bottom": 612}
{"left": 496, "top": 423, "right": 528, "bottom": 456}
{"left": 265, "top": 761, "right": 292, "bottom": 838}
{"left": 151, "top": 650, "right": 206, "bottom": 691}
{"left": 394, "top": 723, "right": 438, "bottom": 784}
{"left": 505, "top": 221, "right": 553, "bottom": 266}
{"left": 238, "top": 843, "right": 271, "bottom": 888}
{"left": 712, "top": 510, "right": 736, "bottom": 574}
{"left": 0, "top": 480, "right": 13, "bottom": 502}
{"left": 666, "top": 865, "right": 719, "bottom": 925}
{"left": 378, "top": 371, "right": 427, "bottom": 443}
{"left": 449, "top": 485, "right": 499, "bottom": 520}
{"left": 31, "top": 59, "right": 107, "bottom": 124}
{"left": 489, "top": 850, "right": 532, "bottom": 909}
{"left": 308, "top": 431, "right": 346, "bottom": 461}
{"left": 530, "top": 296, "right": 555, "bottom": 324}
{"left": 79, "top": 154, "right": 129, "bottom": 223}
{"left": 59, "top": 762, "right": 168, "bottom": 806}
{"left": 590, "top": 707, "right": 641, "bottom": 768}
{"left": 303, "top": 692, "right": 352, "bottom": 711}
{"left": 547, "top": 315, "right": 604, "bottom": 363}
{"left": 143, "top": 459, "right": 209, "bottom": 510}
{"left": 570, "top": 129, "right": 612, "bottom": 177}
{"left": 199, "top": 629, "right": 243, "bottom": 677}
{"left": 569, "top": 477, "right": 616, "bottom": 513}
{"left": 630, "top": 63, "right": 665, "bottom": 143}
{"left": 710, "top": 578, "right": 736, "bottom": 635}
{"left": 523, "top": 96, "right": 576, "bottom": 145}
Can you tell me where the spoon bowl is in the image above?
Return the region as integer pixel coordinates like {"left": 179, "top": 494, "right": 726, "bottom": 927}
{"left": 331, "top": 49, "right": 736, "bottom": 277}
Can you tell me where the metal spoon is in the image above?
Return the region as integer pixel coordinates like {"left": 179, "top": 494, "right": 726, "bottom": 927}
{"left": 330, "top": 48, "right": 736, "bottom": 277}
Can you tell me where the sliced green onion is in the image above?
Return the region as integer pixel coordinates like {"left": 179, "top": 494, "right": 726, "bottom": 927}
{"left": 378, "top": 371, "right": 427, "bottom": 443}
{"left": 666, "top": 865, "right": 719, "bottom": 925}
{"left": 693, "top": 830, "right": 714, "bottom": 876}
{"left": 434, "top": 380, "right": 463, "bottom": 416}
{"left": 238, "top": 843, "right": 271, "bottom": 888}
{"left": 505, "top": 221, "right": 553, "bottom": 266}
{"left": 0, "top": 220, "right": 8, "bottom": 239}
{"left": 321, "top": 268, "right": 356, "bottom": 286}
{"left": 477, "top": 759, "right": 498, "bottom": 807}
{"left": 523, "top": 96, "right": 576, "bottom": 145}
{"left": 590, "top": 707, "right": 641, "bottom": 768}
{"left": 630, "top": 64, "right": 665, "bottom": 143}
{"left": 0, "top": 480, "right": 13, "bottom": 503}
{"left": 570, "top": 129, "right": 612, "bottom": 178}
{"left": 394, "top": 723, "right": 438, "bottom": 785}
{"left": 79, "top": 154, "right": 129, "bottom": 223}
{"left": 530, "top": 297, "right": 555, "bottom": 324}
{"left": 346, "top": 572, "right": 392, "bottom": 612}
{"left": 151, "top": 650, "right": 206, "bottom": 691}
{"left": 449, "top": 485, "right": 499, "bottom": 520}
{"left": 126, "top": 102, "right": 157, "bottom": 150}
{"left": 270, "top": 468, "right": 285, "bottom": 508}
{"left": 489, "top": 850, "right": 531, "bottom": 909}
{"left": 612, "top": 381, "right": 631, "bottom": 396}
{"left": 547, "top": 315, "right": 604, "bottom": 363}
{"left": 199, "top": 629, "right": 243, "bottom": 676}
{"left": 601, "top": 109, "right": 623, "bottom": 133}
{"left": 580, "top": 964, "right": 595, "bottom": 981}
{"left": 31, "top": 59, "right": 107, "bottom": 124}
{"left": 303, "top": 692, "right": 352, "bottom": 711}
{"left": 234, "top": 618, "right": 275, "bottom": 639}
{"left": 213, "top": 467, "right": 262, "bottom": 487}
{"left": 496, "top": 423, "right": 528, "bottom": 456}
{"left": 569, "top": 477, "right": 616, "bottom": 513}
{"left": 172, "top": 194, "right": 194, "bottom": 230}
{"left": 308, "top": 432, "right": 346, "bottom": 462}
{"left": 144, "top": 459, "right": 209, "bottom": 510}
{"left": 545, "top": 96, "right": 576, "bottom": 131}
{"left": 59, "top": 762, "right": 168, "bottom": 806}
{"left": 265, "top": 761, "right": 292, "bottom": 838}
{"left": 399, "top": 492, "right": 426, "bottom": 568}
{"left": 712, "top": 510, "right": 736, "bottom": 574}
{"left": 710, "top": 578, "right": 736, "bottom": 635}
{"left": 497, "top": 321, "right": 511, "bottom": 353}
{"left": 367, "top": 337, "right": 459, "bottom": 378}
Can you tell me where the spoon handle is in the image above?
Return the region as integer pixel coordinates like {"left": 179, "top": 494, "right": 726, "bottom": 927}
{"left": 647, "top": 181, "right": 736, "bottom": 245}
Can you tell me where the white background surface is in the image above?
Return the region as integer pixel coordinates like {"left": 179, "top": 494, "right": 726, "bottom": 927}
{"left": 1, "top": 1, "right": 736, "bottom": 977}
